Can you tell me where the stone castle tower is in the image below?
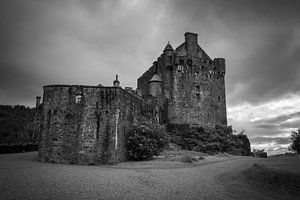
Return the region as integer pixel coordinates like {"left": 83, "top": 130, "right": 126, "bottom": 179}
{"left": 138, "top": 32, "right": 227, "bottom": 127}
{"left": 35, "top": 32, "right": 227, "bottom": 165}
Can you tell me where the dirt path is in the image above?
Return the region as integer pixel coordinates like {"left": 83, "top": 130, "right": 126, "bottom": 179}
{"left": 0, "top": 152, "right": 299, "bottom": 200}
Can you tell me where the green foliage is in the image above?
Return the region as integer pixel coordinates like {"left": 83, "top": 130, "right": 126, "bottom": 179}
{"left": 167, "top": 124, "right": 251, "bottom": 155}
{"left": 0, "top": 105, "right": 36, "bottom": 144}
{"left": 289, "top": 129, "right": 300, "bottom": 154}
{"left": 127, "top": 120, "right": 169, "bottom": 161}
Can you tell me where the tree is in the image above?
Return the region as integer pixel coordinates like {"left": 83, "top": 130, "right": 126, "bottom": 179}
{"left": 289, "top": 129, "right": 300, "bottom": 154}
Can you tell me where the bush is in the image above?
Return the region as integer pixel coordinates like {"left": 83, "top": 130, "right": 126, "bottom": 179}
{"left": 167, "top": 124, "right": 251, "bottom": 155}
{"left": 0, "top": 143, "right": 38, "bottom": 154}
{"left": 289, "top": 129, "right": 300, "bottom": 154}
{"left": 127, "top": 120, "right": 169, "bottom": 161}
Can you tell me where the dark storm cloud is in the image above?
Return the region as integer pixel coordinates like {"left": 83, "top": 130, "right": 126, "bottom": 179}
{"left": 280, "top": 118, "right": 300, "bottom": 129}
{"left": 1, "top": 0, "right": 300, "bottom": 107}
{"left": 174, "top": 0, "right": 300, "bottom": 105}
{"left": 255, "top": 123, "right": 278, "bottom": 130}
{"left": 254, "top": 111, "right": 300, "bottom": 130}
{"left": 250, "top": 136, "right": 290, "bottom": 145}
{"left": 0, "top": 0, "right": 166, "bottom": 106}
{"left": 263, "top": 112, "right": 300, "bottom": 124}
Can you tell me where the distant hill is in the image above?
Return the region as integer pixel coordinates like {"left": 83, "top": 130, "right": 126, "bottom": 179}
{"left": 0, "top": 105, "right": 36, "bottom": 144}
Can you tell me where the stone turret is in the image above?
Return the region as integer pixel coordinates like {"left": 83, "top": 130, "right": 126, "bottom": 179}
{"left": 163, "top": 42, "right": 174, "bottom": 53}
{"left": 214, "top": 58, "right": 226, "bottom": 75}
{"left": 36, "top": 96, "right": 41, "bottom": 107}
{"left": 149, "top": 73, "right": 162, "bottom": 97}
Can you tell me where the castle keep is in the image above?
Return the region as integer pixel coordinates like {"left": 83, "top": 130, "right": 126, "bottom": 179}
{"left": 138, "top": 32, "right": 227, "bottom": 127}
{"left": 36, "top": 32, "right": 227, "bottom": 164}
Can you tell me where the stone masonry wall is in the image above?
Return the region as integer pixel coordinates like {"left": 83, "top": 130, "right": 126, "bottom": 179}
{"left": 38, "top": 85, "right": 154, "bottom": 165}
{"left": 137, "top": 32, "right": 227, "bottom": 128}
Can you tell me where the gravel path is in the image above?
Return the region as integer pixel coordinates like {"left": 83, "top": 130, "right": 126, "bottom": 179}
{"left": 0, "top": 152, "right": 298, "bottom": 200}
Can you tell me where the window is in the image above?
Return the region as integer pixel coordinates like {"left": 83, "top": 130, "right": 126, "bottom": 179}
{"left": 47, "top": 110, "right": 51, "bottom": 123}
{"left": 196, "top": 85, "right": 200, "bottom": 92}
{"left": 167, "top": 65, "right": 173, "bottom": 71}
{"left": 179, "top": 57, "right": 184, "bottom": 65}
{"left": 75, "top": 95, "right": 82, "bottom": 103}
{"left": 177, "top": 65, "right": 184, "bottom": 72}
{"left": 196, "top": 93, "right": 200, "bottom": 100}
{"left": 187, "top": 59, "right": 192, "bottom": 66}
{"left": 218, "top": 96, "right": 221, "bottom": 102}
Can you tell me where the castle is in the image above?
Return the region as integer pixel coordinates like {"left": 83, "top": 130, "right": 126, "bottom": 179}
{"left": 35, "top": 32, "right": 227, "bottom": 164}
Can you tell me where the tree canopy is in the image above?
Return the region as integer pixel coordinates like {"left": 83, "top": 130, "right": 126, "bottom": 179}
{"left": 0, "top": 105, "right": 36, "bottom": 144}
{"left": 289, "top": 129, "right": 300, "bottom": 154}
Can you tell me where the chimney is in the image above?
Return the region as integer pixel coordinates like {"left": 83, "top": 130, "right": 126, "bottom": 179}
{"left": 184, "top": 32, "right": 198, "bottom": 56}
{"left": 113, "top": 74, "right": 120, "bottom": 87}
{"left": 36, "top": 96, "right": 41, "bottom": 107}
{"left": 185, "top": 32, "right": 198, "bottom": 44}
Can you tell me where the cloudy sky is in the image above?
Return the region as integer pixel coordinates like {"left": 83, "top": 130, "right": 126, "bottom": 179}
{"left": 1, "top": 0, "right": 300, "bottom": 154}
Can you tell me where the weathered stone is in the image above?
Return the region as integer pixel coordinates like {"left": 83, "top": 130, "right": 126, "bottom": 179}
{"left": 37, "top": 86, "right": 156, "bottom": 165}
{"left": 137, "top": 32, "right": 227, "bottom": 127}
{"left": 35, "top": 32, "right": 228, "bottom": 165}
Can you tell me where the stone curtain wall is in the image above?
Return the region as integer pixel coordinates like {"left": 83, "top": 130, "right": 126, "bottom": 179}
{"left": 38, "top": 85, "right": 154, "bottom": 165}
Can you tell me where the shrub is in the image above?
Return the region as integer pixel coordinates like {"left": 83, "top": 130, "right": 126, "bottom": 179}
{"left": 289, "top": 129, "right": 300, "bottom": 154}
{"left": 127, "top": 120, "right": 169, "bottom": 161}
{"left": 167, "top": 123, "right": 251, "bottom": 155}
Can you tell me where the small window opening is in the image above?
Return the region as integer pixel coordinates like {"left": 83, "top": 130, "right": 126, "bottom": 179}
{"left": 177, "top": 65, "right": 184, "bottom": 72}
{"left": 187, "top": 59, "right": 192, "bottom": 66}
{"left": 179, "top": 58, "right": 184, "bottom": 65}
{"left": 75, "top": 95, "right": 82, "bottom": 103}
{"left": 218, "top": 96, "right": 221, "bottom": 102}
{"left": 196, "top": 85, "right": 200, "bottom": 92}
{"left": 196, "top": 93, "right": 200, "bottom": 100}
{"left": 47, "top": 110, "right": 51, "bottom": 122}
{"left": 167, "top": 65, "right": 173, "bottom": 71}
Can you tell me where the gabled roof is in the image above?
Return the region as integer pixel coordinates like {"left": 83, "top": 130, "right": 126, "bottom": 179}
{"left": 163, "top": 42, "right": 174, "bottom": 52}
{"left": 149, "top": 74, "right": 162, "bottom": 82}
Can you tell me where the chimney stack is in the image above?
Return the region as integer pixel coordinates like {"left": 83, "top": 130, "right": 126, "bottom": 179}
{"left": 184, "top": 32, "right": 198, "bottom": 56}
{"left": 185, "top": 32, "right": 198, "bottom": 44}
{"left": 113, "top": 74, "right": 120, "bottom": 87}
{"left": 36, "top": 96, "right": 41, "bottom": 107}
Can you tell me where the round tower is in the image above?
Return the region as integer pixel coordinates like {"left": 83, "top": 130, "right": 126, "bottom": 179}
{"left": 214, "top": 58, "right": 226, "bottom": 75}
{"left": 149, "top": 74, "right": 162, "bottom": 97}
